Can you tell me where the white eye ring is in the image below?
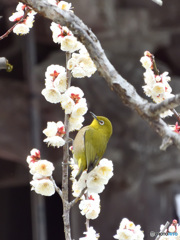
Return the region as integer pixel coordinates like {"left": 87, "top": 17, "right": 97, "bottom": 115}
{"left": 99, "top": 120, "right": 104, "bottom": 125}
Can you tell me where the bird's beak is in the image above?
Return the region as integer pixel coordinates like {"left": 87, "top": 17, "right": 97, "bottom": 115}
{"left": 90, "top": 111, "right": 98, "bottom": 121}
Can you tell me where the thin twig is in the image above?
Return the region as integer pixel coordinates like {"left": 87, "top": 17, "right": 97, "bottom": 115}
{"left": 0, "top": 7, "right": 29, "bottom": 40}
{"left": 148, "top": 94, "right": 180, "bottom": 117}
{"left": 84, "top": 193, "right": 90, "bottom": 231}
{"left": 85, "top": 218, "right": 90, "bottom": 232}
{"left": 152, "top": 55, "right": 160, "bottom": 75}
{"left": 50, "top": 176, "right": 62, "bottom": 199}
{"left": 173, "top": 109, "right": 180, "bottom": 123}
{"left": 155, "top": 221, "right": 170, "bottom": 240}
{"left": 69, "top": 187, "right": 87, "bottom": 208}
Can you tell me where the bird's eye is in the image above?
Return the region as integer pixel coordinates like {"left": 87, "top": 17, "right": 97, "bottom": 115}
{"left": 99, "top": 120, "right": 104, "bottom": 125}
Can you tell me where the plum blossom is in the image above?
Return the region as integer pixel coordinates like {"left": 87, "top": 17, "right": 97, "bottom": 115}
{"left": 114, "top": 218, "right": 144, "bottom": 240}
{"left": 30, "top": 179, "right": 55, "bottom": 196}
{"left": 79, "top": 193, "right": 101, "bottom": 220}
{"left": 43, "top": 121, "right": 66, "bottom": 148}
{"left": 140, "top": 51, "right": 174, "bottom": 118}
{"left": 9, "top": 2, "right": 36, "bottom": 35}
{"left": 79, "top": 226, "right": 99, "bottom": 240}
{"left": 30, "top": 160, "right": 55, "bottom": 177}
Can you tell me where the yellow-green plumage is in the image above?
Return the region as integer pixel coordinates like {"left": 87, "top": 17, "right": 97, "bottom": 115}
{"left": 73, "top": 112, "right": 113, "bottom": 181}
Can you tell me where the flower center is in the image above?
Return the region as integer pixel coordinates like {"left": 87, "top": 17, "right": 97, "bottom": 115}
{"left": 70, "top": 93, "right": 80, "bottom": 104}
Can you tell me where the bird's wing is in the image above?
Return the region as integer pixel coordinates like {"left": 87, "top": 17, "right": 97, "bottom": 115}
{"left": 84, "top": 128, "right": 103, "bottom": 173}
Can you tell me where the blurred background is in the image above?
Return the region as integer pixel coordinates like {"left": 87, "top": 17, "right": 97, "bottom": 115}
{"left": 1, "top": 0, "right": 180, "bottom": 239}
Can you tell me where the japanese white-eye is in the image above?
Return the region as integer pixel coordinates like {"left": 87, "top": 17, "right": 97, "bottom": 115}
{"left": 73, "top": 112, "right": 113, "bottom": 181}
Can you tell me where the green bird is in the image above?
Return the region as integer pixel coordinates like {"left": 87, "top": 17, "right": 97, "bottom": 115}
{"left": 73, "top": 112, "right": 113, "bottom": 181}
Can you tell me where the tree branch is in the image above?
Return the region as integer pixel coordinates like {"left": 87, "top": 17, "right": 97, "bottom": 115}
{"left": 0, "top": 7, "right": 29, "bottom": 40}
{"left": 61, "top": 52, "right": 72, "bottom": 240}
{"left": 69, "top": 187, "right": 87, "bottom": 208}
{"left": 155, "top": 221, "right": 169, "bottom": 240}
{"left": 19, "top": 0, "right": 180, "bottom": 150}
{"left": 50, "top": 176, "right": 62, "bottom": 199}
{"left": 148, "top": 94, "right": 180, "bottom": 117}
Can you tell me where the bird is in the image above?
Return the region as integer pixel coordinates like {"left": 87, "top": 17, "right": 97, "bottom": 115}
{"left": 73, "top": 112, "right": 113, "bottom": 181}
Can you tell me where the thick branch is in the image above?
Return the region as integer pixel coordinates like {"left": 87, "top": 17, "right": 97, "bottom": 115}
{"left": 20, "top": 0, "right": 180, "bottom": 150}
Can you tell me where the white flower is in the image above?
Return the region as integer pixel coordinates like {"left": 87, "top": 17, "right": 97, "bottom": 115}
{"left": 44, "top": 136, "right": 65, "bottom": 148}
{"left": 155, "top": 75, "right": 161, "bottom": 82}
{"left": 58, "top": 1, "right": 72, "bottom": 11}
{"left": 140, "top": 56, "right": 152, "bottom": 69}
{"left": 160, "top": 110, "right": 174, "bottom": 118}
{"left": 30, "top": 160, "right": 55, "bottom": 177}
{"left": 43, "top": 121, "right": 65, "bottom": 138}
{"left": 25, "top": 14, "right": 35, "bottom": 28}
{"left": 61, "top": 36, "right": 81, "bottom": 53}
{"left": 16, "top": 2, "right": 26, "bottom": 11}
{"left": 9, "top": 10, "right": 24, "bottom": 22}
{"left": 43, "top": 122, "right": 58, "bottom": 137}
{"left": 71, "top": 99, "right": 88, "bottom": 118}
{"left": 30, "top": 179, "right": 55, "bottom": 196}
{"left": 114, "top": 218, "right": 144, "bottom": 240}
{"left": 54, "top": 72, "right": 67, "bottom": 92}
{"left": 32, "top": 173, "right": 44, "bottom": 180}
{"left": 143, "top": 69, "right": 156, "bottom": 87}
{"left": 161, "top": 71, "right": 171, "bottom": 82}
{"left": 168, "top": 225, "right": 176, "bottom": 233}
{"left": 72, "top": 172, "right": 87, "bottom": 197}
{"left": 79, "top": 193, "right": 100, "bottom": 219}
{"left": 95, "top": 158, "right": 114, "bottom": 183}
{"left": 152, "top": 82, "right": 165, "bottom": 95}
{"left": 45, "top": 78, "right": 54, "bottom": 89}
{"left": 26, "top": 148, "right": 40, "bottom": 166}
{"left": 78, "top": 55, "right": 97, "bottom": 77}
{"left": 68, "top": 50, "right": 97, "bottom": 78}
{"left": 79, "top": 226, "right": 99, "bottom": 240}
{"left": 66, "top": 86, "right": 84, "bottom": 99}
{"left": 114, "top": 229, "right": 134, "bottom": 240}
{"left": 45, "top": 64, "right": 66, "bottom": 82}
{"left": 67, "top": 58, "right": 78, "bottom": 70}
{"left": 60, "top": 94, "right": 75, "bottom": 114}
{"left": 28, "top": 9, "right": 37, "bottom": 16}
{"left": 79, "top": 44, "right": 89, "bottom": 55}
{"left": 41, "top": 88, "right": 61, "bottom": 103}
{"left": 72, "top": 67, "right": 87, "bottom": 78}
{"left": 50, "top": 23, "right": 62, "bottom": 44}
{"left": 163, "top": 81, "right": 172, "bottom": 94}
{"left": 50, "top": 24, "right": 72, "bottom": 44}
{"left": 119, "top": 218, "right": 133, "bottom": 230}
{"left": 30, "top": 148, "right": 41, "bottom": 159}
{"left": 86, "top": 170, "right": 106, "bottom": 194}
{"left": 50, "top": 22, "right": 60, "bottom": 32}
{"left": 69, "top": 115, "right": 84, "bottom": 132}
{"left": 56, "top": 121, "right": 66, "bottom": 135}
{"left": 142, "top": 85, "right": 152, "bottom": 97}
{"left": 26, "top": 156, "right": 33, "bottom": 165}
{"left": 164, "top": 92, "right": 174, "bottom": 100}
{"left": 13, "top": 23, "right": 30, "bottom": 35}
